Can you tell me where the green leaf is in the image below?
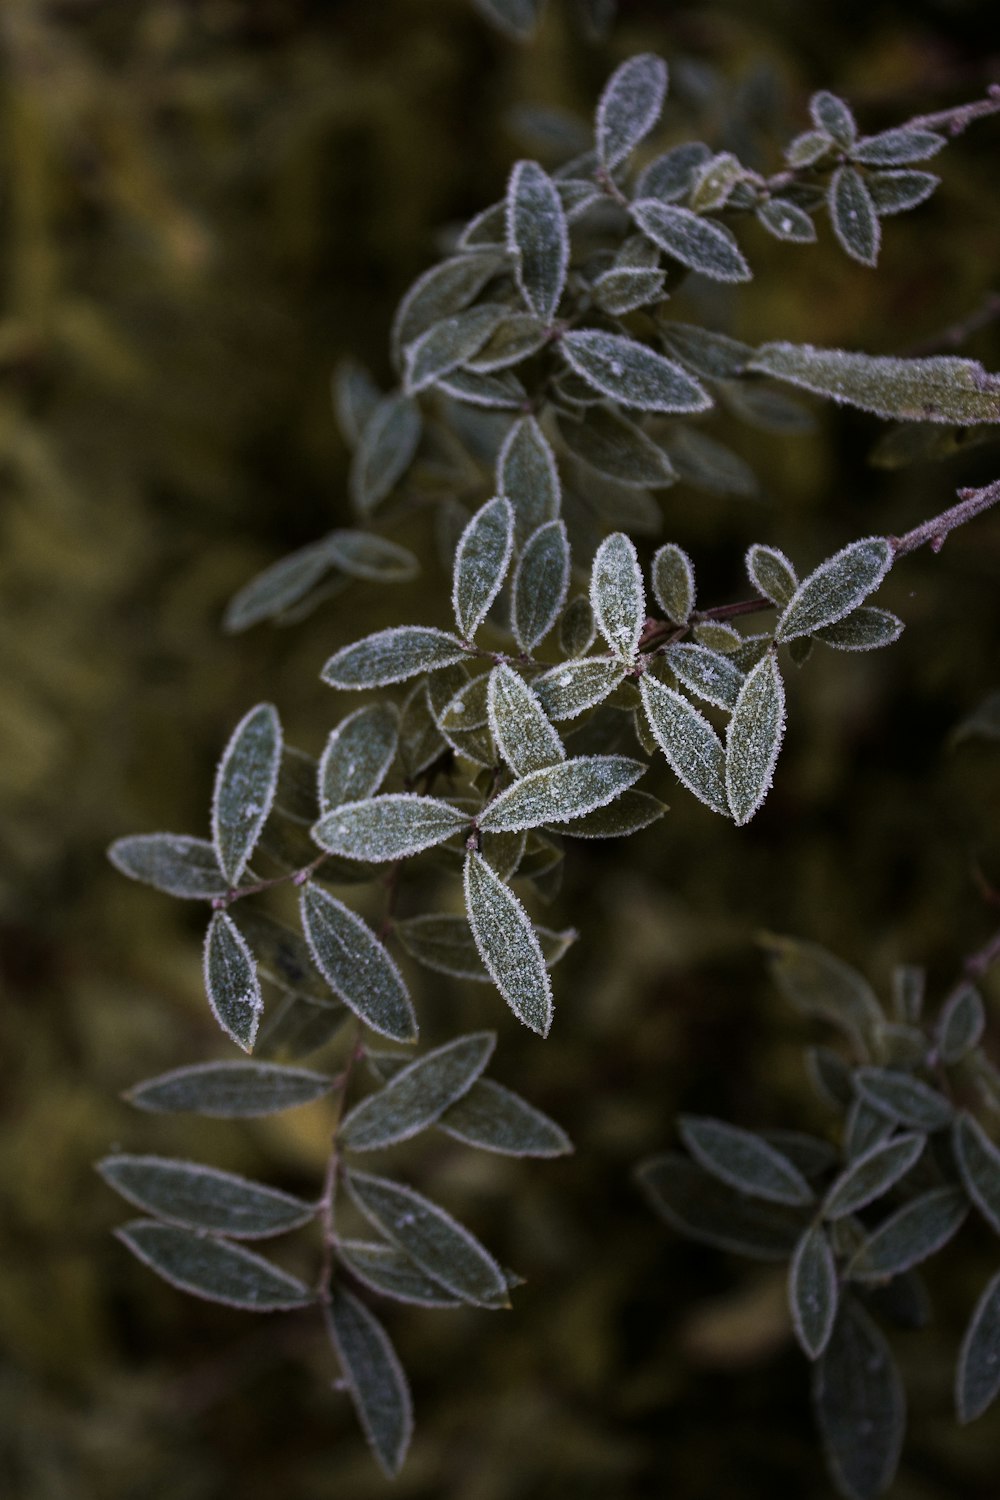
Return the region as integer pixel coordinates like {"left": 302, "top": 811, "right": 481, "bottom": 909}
{"left": 748, "top": 343, "right": 1000, "bottom": 424}
{"left": 488, "top": 663, "right": 564, "bottom": 777}
{"left": 98, "top": 1156, "right": 314, "bottom": 1238}
{"left": 845, "top": 1098, "right": 896, "bottom": 1160}
{"left": 937, "top": 986, "right": 985, "bottom": 1065}
{"left": 534, "top": 658, "right": 627, "bottom": 720}
{"left": 852, "top": 128, "right": 945, "bottom": 166}
{"left": 438, "top": 672, "right": 491, "bottom": 734}
{"left": 806, "top": 1045, "right": 855, "bottom": 1108}
{"left": 478, "top": 754, "right": 644, "bottom": 833}
{"left": 115, "top": 1220, "right": 312, "bottom": 1311}
{"left": 660, "top": 322, "right": 752, "bottom": 380}
{"left": 391, "top": 251, "right": 503, "bottom": 366}
{"left": 466, "top": 313, "right": 548, "bottom": 373}
{"left": 557, "top": 788, "right": 666, "bottom": 838}
{"left": 322, "top": 531, "right": 420, "bottom": 584}
{"left": 829, "top": 165, "right": 880, "bottom": 266}
{"left": 756, "top": 197, "right": 817, "bottom": 242}
{"left": 846, "top": 1186, "right": 968, "bottom": 1282}
{"left": 559, "top": 596, "right": 596, "bottom": 657}
{"left": 785, "top": 128, "right": 835, "bottom": 167}
{"left": 497, "top": 416, "right": 561, "bottom": 544}
{"left": 204, "top": 913, "right": 262, "bottom": 1053}
{"left": 640, "top": 674, "right": 728, "bottom": 817}
{"left": 319, "top": 703, "right": 398, "bottom": 813}
{"left": 345, "top": 1168, "right": 510, "bottom": 1308}
{"left": 125, "top": 1061, "right": 334, "bottom": 1117}
{"left": 438, "top": 1077, "right": 572, "bottom": 1156}
{"left": 813, "top": 1299, "right": 905, "bottom": 1500}
{"left": 689, "top": 150, "right": 745, "bottom": 212}
{"left": 108, "top": 834, "right": 228, "bottom": 900}
{"left": 511, "top": 520, "right": 571, "bottom": 653}
{"left": 556, "top": 405, "right": 676, "bottom": 487}
{"left": 891, "top": 964, "right": 925, "bottom": 1024}
{"left": 636, "top": 1151, "right": 810, "bottom": 1261}
{"left": 631, "top": 199, "right": 752, "bottom": 283}
{"left": 340, "top": 1033, "right": 495, "bottom": 1151}
{"left": 590, "top": 532, "right": 646, "bottom": 662}
{"left": 725, "top": 653, "right": 785, "bottom": 825}
{"left": 679, "top": 1116, "right": 814, "bottom": 1206}
{"left": 595, "top": 53, "right": 668, "bottom": 169}
{"left": 953, "top": 1112, "right": 1000, "bottom": 1234}
{"left": 775, "top": 538, "right": 893, "bottom": 643}
{"left": 761, "top": 934, "right": 883, "bottom": 1047}
{"left": 854, "top": 1067, "right": 953, "bottom": 1131}
{"left": 223, "top": 542, "right": 335, "bottom": 633}
{"left": 300, "top": 883, "right": 416, "bottom": 1042}
{"left": 651, "top": 543, "right": 695, "bottom": 625}
{"left": 809, "top": 90, "right": 857, "bottom": 148}
{"left": 403, "top": 304, "right": 508, "bottom": 394}
{"left": 592, "top": 266, "right": 666, "bottom": 316}
{"left": 867, "top": 170, "right": 939, "bottom": 217}
{"left": 464, "top": 850, "right": 552, "bottom": 1035}
{"left": 394, "top": 912, "right": 573, "bottom": 983}
{"left": 470, "top": 0, "right": 541, "bottom": 40}
{"left": 349, "top": 393, "right": 422, "bottom": 515}
{"left": 661, "top": 424, "right": 758, "bottom": 499}
{"left": 325, "top": 1288, "right": 413, "bottom": 1478}
{"left": 560, "top": 330, "right": 712, "bottom": 413}
{"left": 436, "top": 366, "right": 526, "bottom": 409}
{"left": 956, "top": 1270, "right": 1000, "bottom": 1422}
{"left": 336, "top": 1239, "right": 459, "bottom": 1306}
{"left": 313, "top": 793, "right": 467, "bottom": 863}
{"left": 813, "top": 607, "right": 904, "bottom": 652}
{"left": 821, "top": 1134, "right": 925, "bottom": 1220}
{"left": 322, "top": 626, "right": 468, "bottom": 690}
{"left": 635, "top": 141, "right": 711, "bottom": 201}
{"left": 452, "top": 496, "right": 515, "bottom": 639}
{"left": 664, "top": 644, "right": 743, "bottom": 711}
{"left": 332, "top": 358, "right": 380, "bottom": 446}
{"left": 210, "top": 704, "right": 282, "bottom": 887}
{"left": 789, "top": 1225, "right": 838, "bottom": 1359}
{"left": 506, "top": 160, "right": 568, "bottom": 323}
{"left": 745, "top": 544, "right": 797, "bottom": 606}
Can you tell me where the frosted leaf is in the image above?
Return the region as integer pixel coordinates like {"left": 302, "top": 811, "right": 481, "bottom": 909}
{"left": 651, "top": 543, "right": 695, "bottom": 625}
{"left": 813, "top": 1301, "right": 905, "bottom": 1500}
{"left": 688, "top": 151, "right": 744, "bottom": 212}
{"left": 497, "top": 415, "right": 561, "bottom": 545}
{"left": 852, "top": 127, "right": 945, "bottom": 166}
{"left": 390, "top": 251, "right": 502, "bottom": 368}
{"left": 300, "top": 883, "right": 416, "bottom": 1042}
{"left": 438, "top": 672, "right": 491, "bottom": 733}
{"left": 403, "top": 303, "right": 509, "bottom": 394}
{"left": 639, "top": 674, "right": 728, "bottom": 817}
{"left": 814, "top": 606, "right": 904, "bottom": 652}
{"left": 590, "top": 532, "right": 646, "bottom": 661}
{"left": 748, "top": 342, "right": 1000, "bottom": 424}
{"left": 478, "top": 754, "right": 644, "bottom": 833}
{"left": 745, "top": 543, "right": 797, "bottom": 606}
{"left": 820, "top": 1134, "right": 925, "bottom": 1220}
{"left": 115, "top": 1220, "right": 312, "bottom": 1312}
{"left": 956, "top": 1270, "right": 1000, "bottom": 1422}
{"left": 809, "top": 90, "right": 857, "bottom": 148}
{"left": 211, "top": 703, "right": 282, "bottom": 887}
{"left": 789, "top": 1225, "right": 838, "bottom": 1360}
{"left": 204, "top": 913, "right": 263, "bottom": 1053}
{"left": 665, "top": 643, "right": 744, "bottom": 711}
{"left": 125, "top": 1060, "right": 334, "bottom": 1118}
{"left": 335, "top": 1240, "right": 460, "bottom": 1308}
{"left": 635, "top": 141, "right": 711, "bottom": 202}
{"left": 559, "top": 595, "right": 596, "bottom": 657}
{"left": 662, "top": 423, "right": 759, "bottom": 500}
{"left": 325, "top": 1289, "right": 413, "bottom": 1478}
{"left": 340, "top": 1032, "right": 495, "bottom": 1151}
{"left": 506, "top": 160, "right": 568, "bottom": 323}
{"left": 466, "top": 314, "right": 548, "bottom": 372}
{"left": 556, "top": 405, "right": 676, "bottom": 487}
{"left": 319, "top": 702, "right": 398, "bottom": 813}
{"left": 511, "top": 519, "right": 571, "bottom": 653}
{"left": 631, "top": 199, "right": 752, "bottom": 283}
{"left": 108, "top": 834, "right": 228, "bottom": 900}
{"left": 534, "top": 657, "right": 626, "bottom": 719}
{"left": 436, "top": 366, "right": 527, "bottom": 409}
{"left": 636, "top": 1151, "right": 809, "bottom": 1261}
{"left": 775, "top": 538, "right": 893, "bottom": 642}
{"left": 560, "top": 329, "right": 711, "bottom": 413}
{"left": 829, "top": 165, "right": 881, "bottom": 267}
{"left": 845, "top": 1186, "right": 968, "bottom": 1283}
{"left": 591, "top": 266, "right": 666, "bottom": 317}
{"left": 867, "top": 170, "right": 939, "bottom": 217}
{"left": 349, "top": 393, "right": 422, "bottom": 516}
{"left": 470, "top": 0, "right": 541, "bottom": 39}
{"left": 322, "top": 626, "right": 468, "bottom": 690}
{"left": 936, "top": 985, "right": 985, "bottom": 1065}
{"left": 464, "top": 850, "right": 553, "bottom": 1036}
{"left": 595, "top": 53, "right": 668, "bottom": 170}
{"left": 312, "top": 793, "right": 469, "bottom": 863}
{"left": 331, "top": 358, "right": 380, "bottom": 447}
{"left": 97, "top": 1155, "right": 314, "bottom": 1238}
{"left": 953, "top": 1112, "right": 1000, "bottom": 1235}
{"left": 439, "top": 1076, "right": 572, "bottom": 1157}
{"left": 725, "top": 653, "right": 786, "bottom": 825}
{"left": 756, "top": 197, "right": 817, "bottom": 243}
{"left": 223, "top": 542, "right": 334, "bottom": 633}
{"left": 784, "top": 128, "right": 834, "bottom": 168}
{"left": 393, "top": 913, "right": 574, "bottom": 983}
{"left": 488, "top": 663, "right": 565, "bottom": 777}
{"left": 679, "top": 1115, "right": 814, "bottom": 1205}
{"left": 761, "top": 933, "right": 883, "bottom": 1049}
{"left": 557, "top": 788, "right": 666, "bottom": 839}
{"left": 452, "top": 496, "right": 515, "bottom": 639}
{"left": 322, "top": 531, "right": 421, "bottom": 583}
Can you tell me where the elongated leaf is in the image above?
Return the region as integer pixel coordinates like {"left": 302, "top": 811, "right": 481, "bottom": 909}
{"left": 853, "top": 128, "right": 945, "bottom": 167}
{"left": 98, "top": 1155, "right": 315, "bottom": 1238}
{"left": 748, "top": 343, "right": 1000, "bottom": 424}
{"left": 725, "top": 653, "right": 785, "bottom": 825}
{"left": 464, "top": 850, "right": 552, "bottom": 1035}
{"left": 326, "top": 1288, "right": 413, "bottom": 1478}
{"left": 479, "top": 754, "right": 644, "bottom": 833}
{"left": 534, "top": 657, "right": 626, "bottom": 720}
{"left": 936, "top": 986, "right": 985, "bottom": 1065}
{"left": 452, "top": 496, "right": 515, "bottom": 639}
{"left": 814, "top": 606, "right": 904, "bottom": 652}
{"left": 336, "top": 1239, "right": 460, "bottom": 1306}
{"left": 756, "top": 197, "right": 817, "bottom": 243}
{"left": 595, "top": 53, "right": 668, "bottom": 169}
{"left": 204, "top": 913, "right": 262, "bottom": 1053}
{"left": 439, "top": 1077, "right": 572, "bottom": 1156}
{"left": 636, "top": 141, "right": 712, "bottom": 201}
{"left": 488, "top": 663, "right": 564, "bottom": 777}
{"left": 561, "top": 330, "right": 711, "bottom": 414}
{"left": 810, "top": 90, "right": 857, "bottom": 146}
{"left": 332, "top": 358, "right": 380, "bottom": 446}
{"left": 776, "top": 539, "right": 893, "bottom": 643}
{"left": 847, "top": 1186, "right": 968, "bottom": 1282}
{"left": 592, "top": 266, "right": 666, "bottom": 316}
{"left": 313, "top": 793, "right": 468, "bottom": 864}
{"left": 956, "top": 1270, "right": 1000, "bottom": 1422}
{"left": 662, "top": 424, "right": 758, "bottom": 499}
{"left": 761, "top": 934, "right": 883, "bottom": 1047}
{"left": 665, "top": 644, "right": 743, "bottom": 711}
{"left": 223, "top": 542, "right": 334, "bottom": 633}
{"left": 210, "top": 704, "right": 282, "bottom": 886}
{"left": 349, "top": 394, "right": 422, "bottom": 515}
{"left": 689, "top": 151, "right": 744, "bottom": 212}
{"left": 391, "top": 251, "right": 502, "bottom": 366}
{"left": 867, "top": 169, "right": 939, "bottom": 217}
{"left": 393, "top": 913, "right": 573, "bottom": 983}
{"left": 652, "top": 543, "right": 695, "bottom": 625}
{"left": 116, "top": 1220, "right": 312, "bottom": 1310}
{"left": 404, "top": 304, "right": 507, "bottom": 394}
{"left": 436, "top": 366, "right": 526, "bottom": 409}
{"left": 854, "top": 1067, "right": 953, "bottom": 1131}
{"left": 319, "top": 703, "right": 398, "bottom": 814}
{"left": 640, "top": 674, "right": 727, "bottom": 817}
{"left": 557, "top": 788, "right": 666, "bottom": 838}
{"left": 636, "top": 1151, "right": 810, "bottom": 1261}
{"left": 506, "top": 160, "right": 567, "bottom": 323}
{"left": 300, "top": 884, "right": 416, "bottom": 1042}
{"left": 789, "top": 1225, "right": 838, "bottom": 1359}
{"left": 346, "top": 1168, "right": 509, "bottom": 1308}
{"left": 590, "top": 532, "right": 645, "bottom": 661}
{"left": 953, "top": 1112, "right": 1000, "bottom": 1233}
{"left": 814, "top": 1299, "right": 905, "bottom": 1500}
{"left": 559, "top": 596, "right": 596, "bottom": 657}
{"left": 679, "top": 1116, "right": 814, "bottom": 1206}
{"left": 340, "top": 1033, "right": 495, "bottom": 1151}
{"left": 745, "top": 544, "right": 796, "bottom": 606}
{"left": 830, "top": 165, "right": 880, "bottom": 266}
{"left": 109, "top": 834, "right": 228, "bottom": 900}
{"left": 557, "top": 404, "right": 676, "bottom": 487}
{"left": 126, "top": 1061, "right": 334, "bottom": 1117}
{"left": 821, "top": 1134, "right": 925, "bottom": 1221}
{"left": 631, "top": 199, "right": 751, "bottom": 283}
{"left": 511, "top": 520, "right": 571, "bottom": 653}
{"left": 322, "top": 626, "right": 468, "bottom": 690}
{"left": 470, "top": 0, "right": 541, "bottom": 39}
{"left": 497, "top": 416, "right": 561, "bottom": 543}
{"left": 323, "top": 531, "right": 419, "bottom": 584}
{"left": 845, "top": 1097, "right": 896, "bottom": 1160}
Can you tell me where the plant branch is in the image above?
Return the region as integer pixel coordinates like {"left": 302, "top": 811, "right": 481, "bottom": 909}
{"left": 907, "top": 83, "right": 1000, "bottom": 136}
{"left": 888, "top": 477, "right": 1000, "bottom": 558}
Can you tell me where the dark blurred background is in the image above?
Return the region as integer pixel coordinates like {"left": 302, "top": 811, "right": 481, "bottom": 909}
{"left": 2, "top": 1, "right": 1000, "bottom": 1495}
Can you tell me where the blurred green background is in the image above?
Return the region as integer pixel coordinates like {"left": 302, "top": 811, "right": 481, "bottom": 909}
{"left": 2, "top": 1, "right": 1000, "bottom": 1495}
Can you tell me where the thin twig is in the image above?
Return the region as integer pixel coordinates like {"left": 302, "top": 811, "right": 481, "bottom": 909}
{"left": 904, "top": 290, "right": 1000, "bottom": 357}
{"left": 888, "top": 477, "right": 1000, "bottom": 557}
